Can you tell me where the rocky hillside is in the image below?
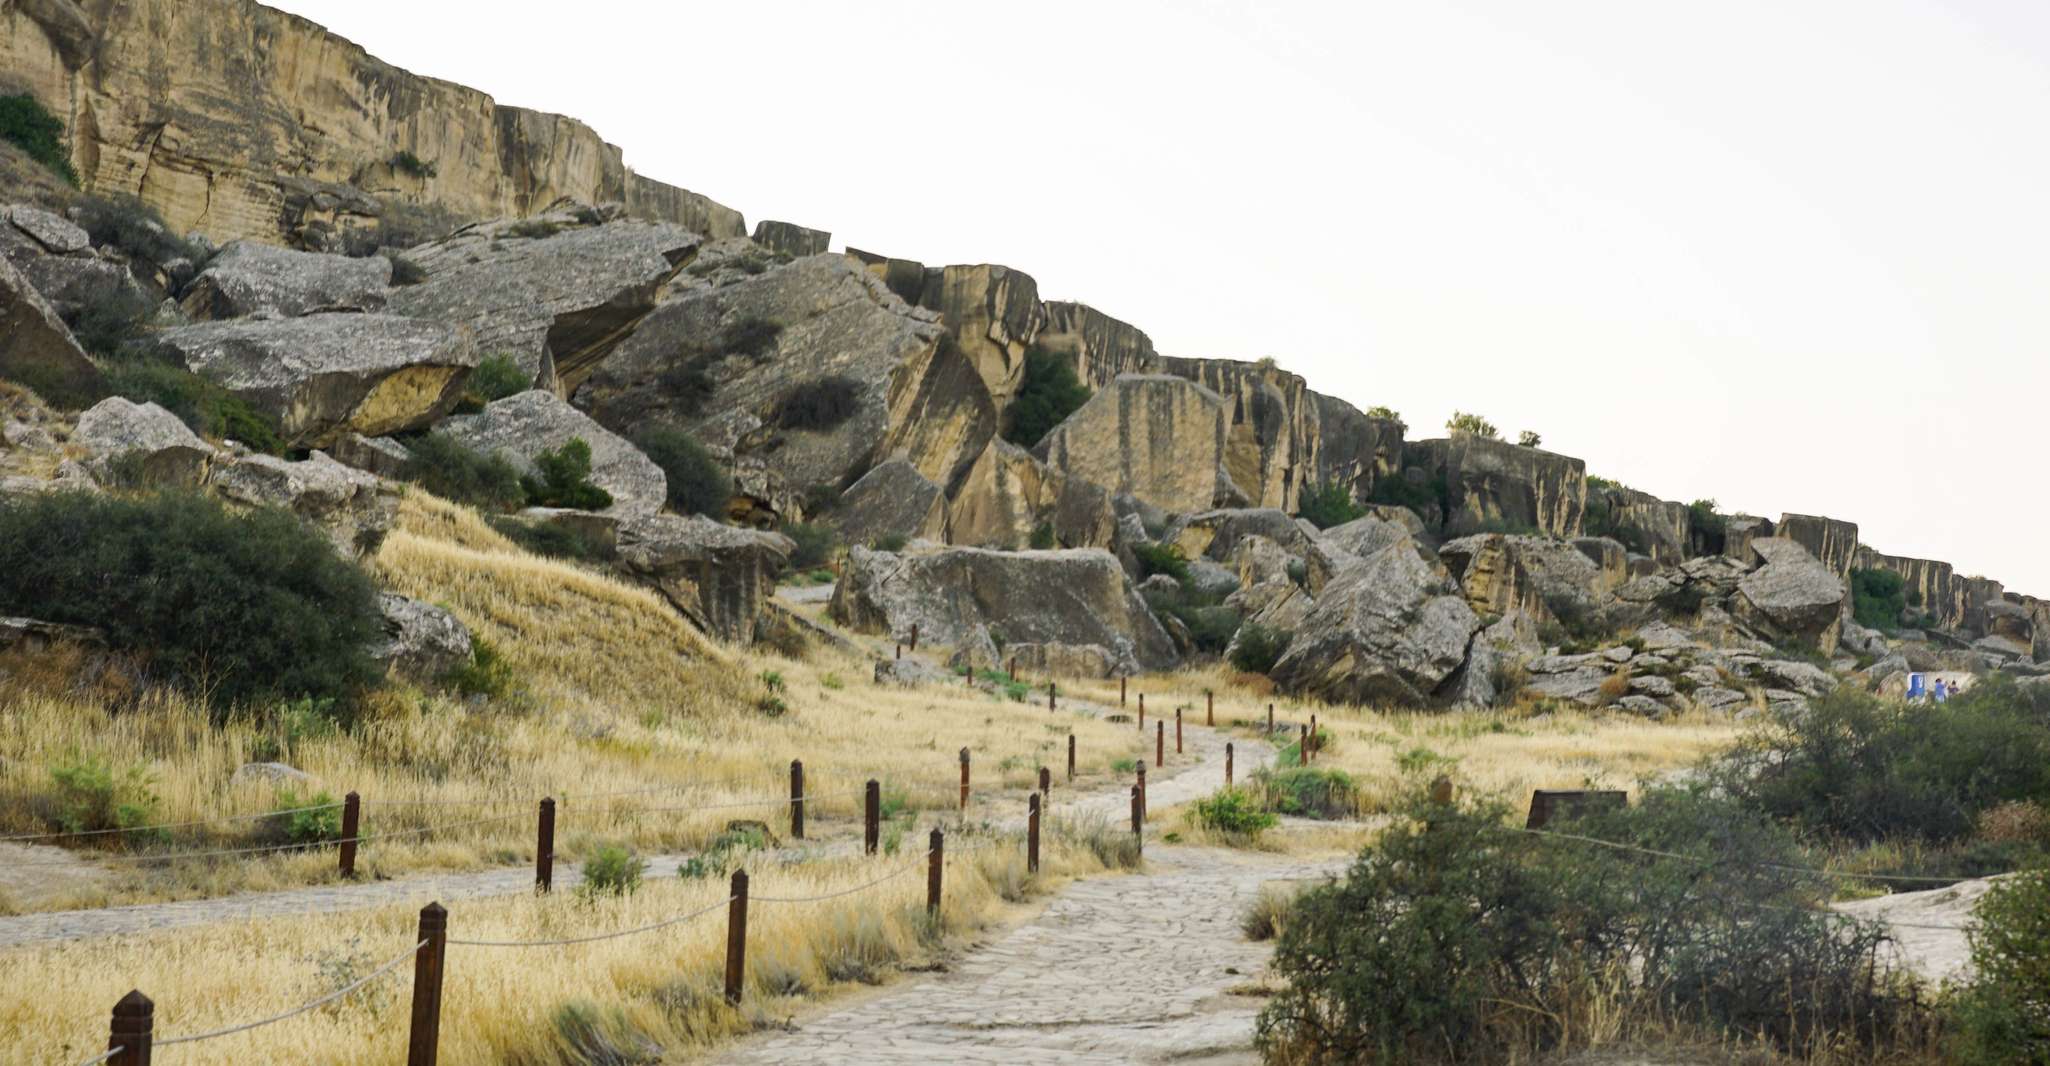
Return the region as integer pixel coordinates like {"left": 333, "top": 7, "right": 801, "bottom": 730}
{"left": 3, "top": 0, "right": 2044, "bottom": 717}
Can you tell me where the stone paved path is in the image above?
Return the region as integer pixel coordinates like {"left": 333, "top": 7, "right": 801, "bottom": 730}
{"left": 714, "top": 844, "right": 1343, "bottom": 1066}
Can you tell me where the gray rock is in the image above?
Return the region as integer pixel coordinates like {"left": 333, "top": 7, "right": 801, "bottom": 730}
{"left": 1692, "top": 686, "right": 1749, "bottom": 711}
{"left": 830, "top": 546, "right": 1177, "bottom": 671}
{"left": 6, "top": 204, "right": 89, "bottom": 254}
{"left": 391, "top": 216, "right": 701, "bottom": 378}
{"left": 614, "top": 514, "right": 794, "bottom": 643}
{"left": 0, "top": 615, "right": 106, "bottom": 654}
{"left": 1601, "top": 644, "right": 1634, "bottom": 664}
{"left": 1168, "top": 508, "right": 1313, "bottom": 561}
{"left": 1681, "top": 665, "right": 1723, "bottom": 688}
{"left": 1270, "top": 538, "right": 1481, "bottom": 706}
{"left": 875, "top": 656, "right": 948, "bottom": 687}
{"left": 328, "top": 433, "right": 414, "bottom": 478}
{"left": 0, "top": 255, "right": 101, "bottom": 401}
{"left": 211, "top": 451, "right": 399, "bottom": 557}
{"left": 1755, "top": 658, "right": 1836, "bottom": 697}
{"left": 1446, "top": 614, "right": 1540, "bottom": 709}
{"left": 1005, "top": 642, "right": 1128, "bottom": 679}
{"left": 1524, "top": 667, "right": 1612, "bottom": 705}
{"left": 830, "top": 459, "right": 943, "bottom": 545}
{"left": 371, "top": 593, "right": 473, "bottom": 681}
{"left": 180, "top": 240, "right": 392, "bottom": 319}
{"left": 1229, "top": 534, "right": 1300, "bottom": 589}
{"left": 1613, "top": 695, "right": 1669, "bottom": 716}
{"left": 1629, "top": 674, "right": 1677, "bottom": 698}
{"left": 751, "top": 220, "right": 831, "bottom": 257}
{"left": 1187, "top": 558, "right": 1239, "bottom": 599}
{"left": 1734, "top": 538, "right": 1846, "bottom": 654}
{"left": 1636, "top": 620, "right": 1704, "bottom": 652}
{"left": 73, "top": 397, "right": 216, "bottom": 486}
{"left": 1317, "top": 513, "right": 1409, "bottom": 561}
{"left": 947, "top": 625, "right": 1003, "bottom": 673}
{"left": 1528, "top": 652, "right": 1603, "bottom": 674}
{"left": 441, "top": 390, "right": 665, "bottom": 516}
{"left": 1138, "top": 573, "right": 1182, "bottom": 596}
{"left": 142, "top": 313, "right": 479, "bottom": 448}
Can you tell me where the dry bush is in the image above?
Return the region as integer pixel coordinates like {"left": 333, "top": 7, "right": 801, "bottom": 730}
{"left": 1977, "top": 799, "right": 2050, "bottom": 846}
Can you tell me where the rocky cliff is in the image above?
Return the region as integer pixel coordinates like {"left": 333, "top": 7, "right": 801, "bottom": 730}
{"left": 0, "top": 0, "right": 743, "bottom": 249}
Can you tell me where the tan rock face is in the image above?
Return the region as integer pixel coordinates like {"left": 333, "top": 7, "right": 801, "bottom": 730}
{"left": 1589, "top": 486, "right": 1690, "bottom": 565}
{"left": 1158, "top": 357, "right": 1319, "bottom": 512}
{"left": 942, "top": 440, "right": 1116, "bottom": 551}
{"left": 2, "top": 0, "right": 743, "bottom": 249}
{"left": 1778, "top": 514, "right": 1859, "bottom": 577}
{"left": 1405, "top": 435, "right": 1588, "bottom": 539}
{"left": 1036, "top": 374, "right": 1244, "bottom": 515}
{"left": 1040, "top": 300, "right": 1157, "bottom": 387}
{"left": 1852, "top": 546, "right": 1965, "bottom": 629}
{"left": 917, "top": 265, "right": 1046, "bottom": 408}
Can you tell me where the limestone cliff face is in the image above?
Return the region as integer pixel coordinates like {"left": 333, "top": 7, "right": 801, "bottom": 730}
{"left": 1157, "top": 357, "right": 1318, "bottom": 513}
{"left": 1407, "top": 435, "right": 1587, "bottom": 540}
{"left": 1309, "top": 394, "right": 1406, "bottom": 503}
{"left": 1852, "top": 546, "right": 1964, "bottom": 629}
{"left": 1778, "top": 514, "right": 1859, "bottom": 578}
{"left": 1035, "top": 374, "right": 1244, "bottom": 515}
{"left": 1041, "top": 300, "right": 1158, "bottom": 386}
{"left": 0, "top": 0, "right": 743, "bottom": 248}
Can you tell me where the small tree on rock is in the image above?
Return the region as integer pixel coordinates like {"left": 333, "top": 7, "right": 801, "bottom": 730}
{"left": 1445, "top": 411, "right": 1498, "bottom": 439}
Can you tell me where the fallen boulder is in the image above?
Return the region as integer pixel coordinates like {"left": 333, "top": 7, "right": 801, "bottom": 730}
{"left": 1035, "top": 374, "right": 1247, "bottom": 515}
{"left": 371, "top": 593, "right": 473, "bottom": 681}
{"left": 0, "top": 255, "right": 101, "bottom": 402}
{"left": 73, "top": 397, "right": 215, "bottom": 487}
{"left": 1734, "top": 538, "right": 1846, "bottom": 654}
{"left": 441, "top": 390, "right": 666, "bottom": 516}
{"left": 614, "top": 514, "right": 794, "bottom": 643}
{"left": 210, "top": 451, "right": 400, "bottom": 557}
{"left": 179, "top": 240, "right": 392, "bottom": 319}
{"left": 1270, "top": 538, "right": 1481, "bottom": 706}
{"left": 829, "top": 459, "right": 945, "bottom": 547}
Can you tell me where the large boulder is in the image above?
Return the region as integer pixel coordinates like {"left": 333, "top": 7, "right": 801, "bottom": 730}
{"left": 573, "top": 252, "right": 959, "bottom": 504}
{"left": 1167, "top": 508, "right": 1313, "bottom": 562}
{"left": 830, "top": 545, "right": 1177, "bottom": 671}
{"left": 142, "top": 314, "right": 479, "bottom": 448}
{"left": 5, "top": 204, "right": 90, "bottom": 255}
{"left": 180, "top": 240, "right": 392, "bottom": 319}
{"left": 1776, "top": 513, "right": 1859, "bottom": 578}
{"left": 1157, "top": 356, "right": 1321, "bottom": 512}
{"left": 829, "top": 459, "right": 945, "bottom": 547}
{"left": 1316, "top": 513, "right": 1413, "bottom": 562}
{"left": 614, "top": 514, "right": 794, "bottom": 643}
{"left": 1440, "top": 533, "right": 1609, "bottom": 627}
{"left": 210, "top": 451, "right": 400, "bottom": 557}
{"left": 1270, "top": 538, "right": 1482, "bottom": 706}
{"left": 441, "top": 390, "right": 665, "bottom": 516}
{"left": 750, "top": 220, "right": 831, "bottom": 258}
{"left": 1585, "top": 485, "right": 1690, "bottom": 566}
{"left": 1850, "top": 547, "right": 1965, "bottom": 631}
{"left": 371, "top": 593, "right": 472, "bottom": 681}
{"left": 0, "top": 255, "right": 101, "bottom": 401}
{"left": 1404, "top": 434, "right": 1587, "bottom": 539}
{"left": 942, "top": 439, "right": 1117, "bottom": 550}
{"left": 1734, "top": 538, "right": 1847, "bottom": 654}
{"left": 73, "top": 397, "right": 216, "bottom": 487}
{"left": 1036, "top": 373, "right": 1247, "bottom": 515}
{"left": 389, "top": 213, "right": 702, "bottom": 379}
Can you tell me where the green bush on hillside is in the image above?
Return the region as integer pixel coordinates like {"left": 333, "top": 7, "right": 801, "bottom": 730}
{"left": 1445, "top": 411, "right": 1498, "bottom": 439}
{"left": 632, "top": 425, "right": 732, "bottom": 517}
{"left": 781, "top": 520, "right": 838, "bottom": 570}
{"left": 1132, "top": 542, "right": 1190, "bottom": 584}
{"left": 0, "top": 491, "right": 384, "bottom": 713}
{"left": 72, "top": 195, "right": 204, "bottom": 271}
{"left": 1950, "top": 866, "right": 2050, "bottom": 1062}
{"left": 1851, "top": 567, "right": 1906, "bottom": 632}
{"left": 97, "top": 361, "right": 284, "bottom": 453}
{"left": 457, "top": 355, "right": 530, "bottom": 412}
{"left": 398, "top": 433, "right": 525, "bottom": 512}
{"left": 1295, "top": 479, "right": 1365, "bottom": 530}
{"left": 1228, "top": 622, "right": 1292, "bottom": 675}
{"left": 520, "top": 437, "right": 613, "bottom": 511}
{"left": 771, "top": 375, "right": 863, "bottom": 431}
{"left": 1003, "top": 346, "right": 1092, "bottom": 447}
{"left": 0, "top": 93, "right": 77, "bottom": 185}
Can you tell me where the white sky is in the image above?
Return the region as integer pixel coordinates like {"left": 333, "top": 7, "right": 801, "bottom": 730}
{"left": 275, "top": 0, "right": 2050, "bottom": 595}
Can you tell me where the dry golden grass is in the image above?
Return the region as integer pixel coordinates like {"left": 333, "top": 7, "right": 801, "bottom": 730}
{"left": 7, "top": 824, "right": 1126, "bottom": 1065}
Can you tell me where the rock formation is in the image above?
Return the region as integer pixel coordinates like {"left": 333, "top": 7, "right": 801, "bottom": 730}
{"left": 440, "top": 390, "right": 665, "bottom": 517}
{"left": 1778, "top": 513, "right": 1859, "bottom": 578}
{"left": 1270, "top": 536, "right": 1481, "bottom": 705}
{"left": 0, "top": 253, "right": 98, "bottom": 401}
{"left": 614, "top": 515, "right": 794, "bottom": 643}
{"left": 1036, "top": 374, "right": 1244, "bottom": 514}
{"left": 1404, "top": 434, "right": 1587, "bottom": 539}
{"left": 179, "top": 241, "right": 392, "bottom": 320}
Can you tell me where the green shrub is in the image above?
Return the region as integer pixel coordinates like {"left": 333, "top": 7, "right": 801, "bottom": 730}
{"left": 1002, "top": 345, "right": 1092, "bottom": 447}
{"left": 398, "top": 433, "right": 524, "bottom": 511}
{"left": 0, "top": 491, "right": 383, "bottom": 712}
{"left": 1132, "top": 542, "right": 1190, "bottom": 584}
{"left": 72, "top": 195, "right": 203, "bottom": 270}
{"left": 782, "top": 520, "right": 837, "bottom": 570}
{"left": 65, "top": 285, "right": 157, "bottom": 361}
{"left": 443, "top": 637, "right": 517, "bottom": 701}
{"left": 630, "top": 425, "right": 731, "bottom": 518}
{"left": 1851, "top": 567, "right": 1906, "bottom": 632}
{"left": 459, "top": 354, "right": 529, "bottom": 410}
{"left": 1257, "top": 767, "right": 1355, "bottom": 819}
{"left": 578, "top": 845, "right": 647, "bottom": 898}
{"left": 1950, "top": 866, "right": 2050, "bottom": 1062}
{"left": 1713, "top": 680, "right": 2050, "bottom": 847}
{"left": 771, "top": 375, "right": 863, "bottom": 431}
{"left": 1367, "top": 471, "right": 1444, "bottom": 515}
{"left": 1177, "top": 605, "right": 1241, "bottom": 654}
{"left": 46, "top": 758, "right": 161, "bottom": 838}
{"left": 1229, "top": 623, "right": 1292, "bottom": 675}
{"left": 678, "top": 825, "right": 767, "bottom": 879}
{"left": 520, "top": 437, "right": 612, "bottom": 510}
{"left": 97, "top": 361, "right": 284, "bottom": 453}
{"left": 1028, "top": 522, "right": 1056, "bottom": 550}
{"left": 1363, "top": 405, "right": 1402, "bottom": 425}
{"left": 389, "top": 150, "right": 437, "bottom": 179}
{"left": 800, "top": 481, "right": 841, "bottom": 517}
{"left": 871, "top": 532, "right": 909, "bottom": 552}
{"left": 1296, "top": 479, "right": 1366, "bottom": 530}
{"left": 0, "top": 93, "right": 77, "bottom": 184}
{"left": 1516, "top": 429, "right": 1541, "bottom": 447}
{"left": 1190, "top": 788, "right": 1278, "bottom": 838}
{"left": 485, "top": 516, "right": 612, "bottom": 562}
{"left": 1445, "top": 411, "right": 1498, "bottom": 438}
{"left": 270, "top": 788, "right": 342, "bottom": 845}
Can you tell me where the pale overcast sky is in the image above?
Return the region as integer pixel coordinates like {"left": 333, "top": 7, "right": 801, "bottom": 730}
{"left": 275, "top": 0, "right": 2050, "bottom": 595}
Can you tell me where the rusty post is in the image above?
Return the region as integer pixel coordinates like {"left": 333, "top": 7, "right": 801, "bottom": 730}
{"left": 535, "top": 797, "right": 555, "bottom": 893}
{"left": 864, "top": 780, "right": 880, "bottom": 855}
{"left": 1310, "top": 714, "right": 1319, "bottom": 762}
{"left": 1156, "top": 720, "right": 1164, "bottom": 767}
{"left": 1137, "top": 762, "right": 1147, "bottom": 819}
{"left": 790, "top": 760, "right": 805, "bottom": 840}
{"left": 1226, "top": 742, "right": 1234, "bottom": 787}
{"left": 406, "top": 902, "right": 446, "bottom": 1066}
{"left": 1038, "top": 765, "right": 1051, "bottom": 803}
{"left": 108, "top": 989, "right": 152, "bottom": 1066}
{"left": 910, "top": 622, "right": 919, "bottom": 652}
{"left": 1299, "top": 724, "right": 1309, "bottom": 766}
{"left": 1175, "top": 709, "right": 1183, "bottom": 754}
{"left": 959, "top": 748, "right": 970, "bottom": 812}
{"left": 1207, "top": 690, "right": 1214, "bottom": 727}
{"left": 1009, "top": 656, "right": 1017, "bottom": 681}
{"left": 895, "top": 643, "right": 902, "bottom": 660}
{"left": 926, "top": 828, "right": 943, "bottom": 916}
{"left": 1267, "top": 703, "right": 1275, "bottom": 735}
{"left": 338, "top": 790, "right": 361, "bottom": 879}
{"left": 1067, "top": 733, "right": 1076, "bottom": 781}
{"left": 1120, "top": 675, "right": 1127, "bottom": 707}
{"left": 724, "top": 870, "right": 749, "bottom": 1005}
{"left": 1049, "top": 681, "right": 1057, "bottom": 712}
{"left": 1138, "top": 692, "right": 1145, "bottom": 732}
{"left": 1131, "top": 784, "right": 1144, "bottom": 858}
{"left": 1027, "top": 793, "right": 1041, "bottom": 873}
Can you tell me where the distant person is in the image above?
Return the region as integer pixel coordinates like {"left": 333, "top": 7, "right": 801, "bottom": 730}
{"left": 1933, "top": 678, "right": 1949, "bottom": 703}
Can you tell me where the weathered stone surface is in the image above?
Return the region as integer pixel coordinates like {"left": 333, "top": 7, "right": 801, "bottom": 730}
{"left": 830, "top": 546, "right": 1177, "bottom": 671}
{"left": 0, "top": 615, "right": 105, "bottom": 655}
{"left": 1571, "top": 537, "right": 1630, "bottom": 592}
{"left": 1316, "top": 513, "right": 1411, "bottom": 562}
{"left": 1612, "top": 694, "right": 1670, "bottom": 716}
{"left": 1270, "top": 538, "right": 1480, "bottom": 706}
{"left": 511, "top": 507, "right": 621, "bottom": 557}
{"left": 914, "top": 264, "right": 1045, "bottom": 408}
{"left": 1445, "top": 614, "right": 1540, "bottom": 709}
{"left": 1404, "top": 434, "right": 1587, "bottom": 539}
{"left": 1037, "top": 374, "right": 1244, "bottom": 514}
{"left": 441, "top": 390, "right": 664, "bottom": 516}
{"left": 0, "top": 1, "right": 744, "bottom": 250}
{"left": 1777, "top": 514, "right": 1859, "bottom": 577}
{"left": 1309, "top": 394, "right": 1408, "bottom": 506}
{"left": 371, "top": 593, "right": 472, "bottom": 681}
{"left": 211, "top": 451, "right": 399, "bottom": 556}
{"left": 1005, "top": 642, "right": 1126, "bottom": 679}
{"left": 576, "top": 253, "right": 959, "bottom": 505}
{"left": 1587, "top": 486, "right": 1690, "bottom": 566}
{"left": 179, "top": 240, "right": 391, "bottom": 319}
{"left": 751, "top": 221, "right": 830, "bottom": 258}
{"left": 0, "top": 255, "right": 100, "bottom": 400}
{"left": 1039, "top": 301, "right": 1157, "bottom": 390}
{"left": 392, "top": 215, "right": 700, "bottom": 379}
{"left": 1721, "top": 515, "right": 1776, "bottom": 562}
{"left": 6, "top": 204, "right": 88, "bottom": 254}
{"left": 1441, "top": 533, "right": 1608, "bottom": 626}
{"left": 614, "top": 514, "right": 794, "bottom": 643}
{"left": 946, "top": 625, "right": 1003, "bottom": 673}
{"left": 328, "top": 433, "right": 413, "bottom": 479}
{"left": 1169, "top": 508, "right": 1313, "bottom": 562}
{"left": 943, "top": 440, "right": 1116, "bottom": 551}
{"left": 73, "top": 397, "right": 214, "bottom": 486}
{"left": 874, "top": 657, "right": 949, "bottom": 687}
{"left": 1852, "top": 547, "right": 1964, "bottom": 631}
{"left": 144, "top": 313, "right": 478, "bottom": 448}
{"left": 1756, "top": 658, "right": 1836, "bottom": 697}
{"left": 1158, "top": 357, "right": 1320, "bottom": 512}
{"left": 830, "top": 459, "right": 945, "bottom": 547}
{"left": 1629, "top": 674, "right": 1677, "bottom": 698}
{"left": 1734, "top": 538, "right": 1846, "bottom": 654}
{"left": 1693, "top": 686, "right": 1750, "bottom": 711}
{"left": 1230, "top": 534, "right": 1300, "bottom": 589}
{"left": 1524, "top": 666, "right": 1612, "bottom": 705}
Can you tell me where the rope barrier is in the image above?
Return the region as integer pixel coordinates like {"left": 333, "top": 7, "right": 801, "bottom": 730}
{"left": 0, "top": 801, "right": 346, "bottom": 843}
{"left": 151, "top": 939, "right": 423, "bottom": 1047}
{"left": 6, "top": 810, "right": 531, "bottom": 867}
{"left": 448, "top": 897, "right": 734, "bottom": 948}
{"left": 753, "top": 852, "right": 932, "bottom": 903}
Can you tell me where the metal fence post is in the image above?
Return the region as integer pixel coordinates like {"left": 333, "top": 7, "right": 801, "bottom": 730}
{"left": 338, "top": 790, "right": 361, "bottom": 879}
{"left": 724, "top": 871, "right": 749, "bottom": 1005}
{"left": 864, "top": 780, "right": 880, "bottom": 855}
{"left": 959, "top": 748, "right": 970, "bottom": 812}
{"left": 535, "top": 797, "right": 555, "bottom": 893}
{"left": 1310, "top": 714, "right": 1319, "bottom": 762}
{"left": 1175, "top": 709, "right": 1183, "bottom": 754}
{"left": 1137, "top": 762, "right": 1147, "bottom": 820}
{"left": 1067, "top": 733, "right": 1076, "bottom": 782}
{"left": 1131, "top": 784, "right": 1144, "bottom": 858}
{"left": 1226, "top": 742, "right": 1234, "bottom": 786}
{"left": 1267, "top": 703, "right": 1274, "bottom": 735}
{"left": 1299, "top": 724, "right": 1309, "bottom": 766}
{"left": 790, "top": 760, "right": 804, "bottom": 840}
{"left": 910, "top": 622, "right": 920, "bottom": 652}
{"left": 406, "top": 902, "right": 446, "bottom": 1066}
{"left": 927, "top": 828, "right": 943, "bottom": 916}
{"left": 1048, "top": 681, "right": 1056, "bottom": 712}
{"left": 1207, "top": 691, "right": 1214, "bottom": 726}
{"left": 1038, "top": 765, "right": 1050, "bottom": 803}
{"left": 108, "top": 989, "right": 151, "bottom": 1066}
{"left": 1120, "top": 675, "right": 1127, "bottom": 707}
{"left": 1138, "top": 692, "right": 1145, "bottom": 732}
{"left": 1027, "top": 793, "right": 1041, "bottom": 874}
{"left": 1156, "top": 720, "right": 1164, "bottom": 768}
